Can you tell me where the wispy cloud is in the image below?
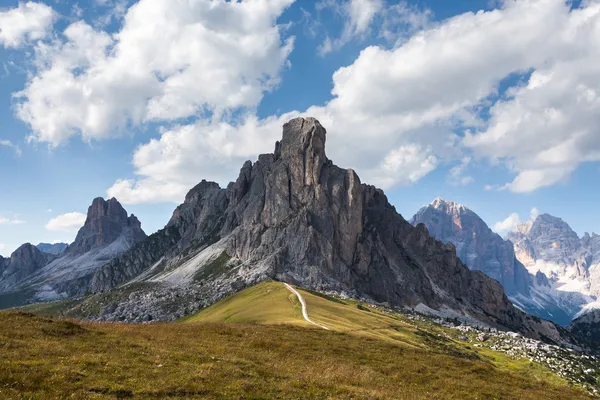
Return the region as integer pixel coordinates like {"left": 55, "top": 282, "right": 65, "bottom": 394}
{"left": 0, "top": 216, "right": 26, "bottom": 225}
{"left": 0, "top": 139, "right": 22, "bottom": 156}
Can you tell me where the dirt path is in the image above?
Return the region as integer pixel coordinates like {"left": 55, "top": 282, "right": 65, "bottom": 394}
{"left": 284, "top": 283, "right": 329, "bottom": 330}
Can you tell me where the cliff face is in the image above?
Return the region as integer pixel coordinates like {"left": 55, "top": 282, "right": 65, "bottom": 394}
{"left": 410, "top": 198, "right": 531, "bottom": 297}
{"left": 88, "top": 118, "right": 561, "bottom": 342}
{"left": 67, "top": 197, "right": 146, "bottom": 255}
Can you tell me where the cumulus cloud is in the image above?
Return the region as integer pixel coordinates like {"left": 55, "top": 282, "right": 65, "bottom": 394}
{"left": 45, "top": 212, "right": 86, "bottom": 232}
{"left": 14, "top": 0, "right": 295, "bottom": 146}
{"left": 8, "top": 0, "right": 600, "bottom": 204}
{"left": 464, "top": 1, "right": 600, "bottom": 192}
{"left": 0, "top": 1, "right": 55, "bottom": 48}
{"left": 493, "top": 213, "right": 522, "bottom": 233}
{"left": 114, "top": 0, "right": 595, "bottom": 204}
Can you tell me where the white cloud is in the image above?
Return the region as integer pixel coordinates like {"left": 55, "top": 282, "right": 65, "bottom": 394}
{"left": 0, "top": 139, "right": 22, "bottom": 156}
{"left": 530, "top": 207, "right": 540, "bottom": 220}
{"left": 114, "top": 0, "right": 583, "bottom": 204}
{"left": 0, "top": 216, "right": 25, "bottom": 225}
{"left": 447, "top": 157, "right": 473, "bottom": 186}
{"left": 316, "top": 0, "right": 431, "bottom": 55}
{"left": 9, "top": 0, "right": 599, "bottom": 204}
{"left": 0, "top": 2, "right": 55, "bottom": 48}
{"left": 45, "top": 212, "right": 86, "bottom": 232}
{"left": 14, "top": 0, "right": 295, "bottom": 146}
{"left": 464, "top": 1, "right": 600, "bottom": 192}
{"left": 374, "top": 144, "right": 438, "bottom": 188}
{"left": 0, "top": 243, "right": 4, "bottom": 252}
{"left": 493, "top": 213, "right": 522, "bottom": 233}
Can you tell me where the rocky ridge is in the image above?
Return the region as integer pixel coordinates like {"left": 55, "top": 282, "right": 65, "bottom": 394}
{"left": 410, "top": 200, "right": 577, "bottom": 325}
{"left": 80, "top": 118, "right": 562, "bottom": 343}
{"left": 0, "top": 198, "right": 146, "bottom": 307}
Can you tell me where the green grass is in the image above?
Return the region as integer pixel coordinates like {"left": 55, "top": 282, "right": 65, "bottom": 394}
{"left": 0, "top": 282, "right": 592, "bottom": 399}
{"left": 181, "top": 282, "right": 310, "bottom": 327}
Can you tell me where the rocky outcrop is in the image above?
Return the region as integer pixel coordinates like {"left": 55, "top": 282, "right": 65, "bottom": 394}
{"left": 568, "top": 310, "right": 600, "bottom": 353}
{"left": 410, "top": 198, "right": 531, "bottom": 297}
{"left": 0, "top": 198, "right": 147, "bottom": 308}
{"left": 85, "top": 117, "right": 563, "bottom": 343}
{"left": 36, "top": 243, "right": 68, "bottom": 255}
{"left": 0, "top": 244, "right": 54, "bottom": 291}
{"left": 67, "top": 198, "right": 146, "bottom": 255}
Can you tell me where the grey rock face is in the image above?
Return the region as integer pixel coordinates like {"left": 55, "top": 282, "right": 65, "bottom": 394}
{"left": 0, "top": 198, "right": 147, "bottom": 308}
{"left": 86, "top": 117, "right": 562, "bottom": 342}
{"left": 0, "top": 244, "right": 54, "bottom": 292}
{"left": 68, "top": 197, "right": 146, "bottom": 255}
{"left": 410, "top": 198, "right": 531, "bottom": 297}
{"left": 568, "top": 310, "right": 600, "bottom": 353}
{"left": 36, "top": 243, "right": 68, "bottom": 255}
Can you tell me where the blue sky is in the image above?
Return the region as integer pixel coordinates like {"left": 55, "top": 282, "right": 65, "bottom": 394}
{"left": 0, "top": 0, "right": 599, "bottom": 256}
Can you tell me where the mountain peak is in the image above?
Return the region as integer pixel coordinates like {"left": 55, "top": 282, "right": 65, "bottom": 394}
{"left": 430, "top": 197, "right": 469, "bottom": 214}
{"left": 67, "top": 197, "right": 146, "bottom": 255}
{"left": 275, "top": 117, "right": 327, "bottom": 188}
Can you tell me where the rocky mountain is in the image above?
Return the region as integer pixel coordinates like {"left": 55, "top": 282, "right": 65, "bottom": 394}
{"left": 410, "top": 200, "right": 579, "bottom": 325}
{"left": 507, "top": 215, "right": 598, "bottom": 321}
{"left": 79, "top": 118, "right": 561, "bottom": 343}
{"left": 0, "top": 197, "right": 146, "bottom": 308}
{"left": 568, "top": 309, "right": 600, "bottom": 353}
{"left": 0, "top": 244, "right": 55, "bottom": 292}
{"left": 410, "top": 199, "right": 531, "bottom": 297}
{"left": 36, "top": 243, "right": 68, "bottom": 255}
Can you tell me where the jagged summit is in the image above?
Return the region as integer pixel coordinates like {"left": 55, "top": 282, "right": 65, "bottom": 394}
{"left": 430, "top": 197, "right": 469, "bottom": 213}
{"left": 67, "top": 197, "right": 146, "bottom": 255}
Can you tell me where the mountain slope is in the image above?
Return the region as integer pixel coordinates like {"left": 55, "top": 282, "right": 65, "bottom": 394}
{"left": 82, "top": 117, "right": 562, "bottom": 343}
{"left": 410, "top": 199, "right": 576, "bottom": 325}
{"left": 0, "top": 197, "right": 146, "bottom": 308}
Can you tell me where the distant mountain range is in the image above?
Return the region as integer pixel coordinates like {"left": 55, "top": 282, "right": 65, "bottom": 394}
{"left": 1, "top": 117, "right": 597, "bottom": 351}
{"left": 36, "top": 243, "right": 68, "bottom": 255}
{"left": 411, "top": 199, "right": 598, "bottom": 326}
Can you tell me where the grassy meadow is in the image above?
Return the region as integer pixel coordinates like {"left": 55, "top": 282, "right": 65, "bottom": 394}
{"left": 0, "top": 282, "right": 592, "bottom": 399}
